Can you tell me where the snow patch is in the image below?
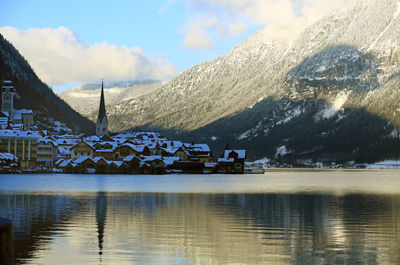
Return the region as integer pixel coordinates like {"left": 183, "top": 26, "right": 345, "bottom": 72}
{"left": 366, "top": 160, "right": 400, "bottom": 169}
{"left": 277, "top": 106, "right": 302, "bottom": 125}
{"left": 238, "top": 130, "right": 251, "bottom": 140}
{"left": 317, "top": 91, "right": 351, "bottom": 119}
{"left": 275, "top": 146, "right": 291, "bottom": 158}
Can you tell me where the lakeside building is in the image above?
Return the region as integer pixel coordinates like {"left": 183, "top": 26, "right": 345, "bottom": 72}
{"left": 0, "top": 130, "right": 40, "bottom": 169}
{"left": 217, "top": 150, "right": 247, "bottom": 174}
{"left": 36, "top": 138, "right": 59, "bottom": 168}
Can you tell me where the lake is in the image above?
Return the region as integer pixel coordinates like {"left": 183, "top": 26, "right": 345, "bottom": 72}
{"left": 1, "top": 171, "right": 400, "bottom": 264}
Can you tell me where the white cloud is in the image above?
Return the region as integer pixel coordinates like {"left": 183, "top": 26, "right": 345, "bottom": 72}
{"left": 183, "top": 0, "right": 357, "bottom": 48}
{"left": 183, "top": 18, "right": 218, "bottom": 49}
{"left": 0, "top": 26, "right": 178, "bottom": 85}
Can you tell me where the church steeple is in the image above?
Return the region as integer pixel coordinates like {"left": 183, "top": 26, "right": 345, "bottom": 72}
{"left": 97, "top": 80, "right": 107, "bottom": 123}
{"left": 96, "top": 80, "right": 108, "bottom": 136}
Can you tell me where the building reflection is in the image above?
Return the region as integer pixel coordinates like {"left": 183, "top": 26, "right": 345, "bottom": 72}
{"left": 1, "top": 192, "right": 400, "bottom": 264}
{"left": 95, "top": 192, "right": 107, "bottom": 263}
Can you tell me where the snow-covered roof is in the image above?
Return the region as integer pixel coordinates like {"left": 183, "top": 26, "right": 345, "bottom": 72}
{"left": 163, "top": 156, "right": 180, "bottom": 166}
{"left": 95, "top": 149, "right": 114, "bottom": 153}
{"left": 38, "top": 138, "right": 58, "bottom": 146}
{"left": 0, "top": 129, "right": 40, "bottom": 139}
{"left": 92, "top": 157, "right": 107, "bottom": 164}
{"left": 55, "top": 138, "right": 79, "bottom": 146}
{"left": 70, "top": 140, "right": 95, "bottom": 150}
{"left": 111, "top": 161, "right": 124, "bottom": 167}
{"left": 73, "top": 156, "right": 91, "bottom": 164}
{"left": 84, "top": 135, "right": 100, "bottom": 142}
{"left": 218, "top": 157, "right": 235, "bottom": 163}
{"left": 141, "top": 155, "right": 163, "bottom": 162}
{"left": 0, "top": 152, "right": 17, "bottom": 161}
{"left": 59, "top": 159, "right": 73, "bottom": 168}
{"left": 12, "top": 109, "right": 33, "bottom": 120}
{"left": 122, "top": 155, "right": 141, "bottom": 162}
{"left": 14, "top": 109, "right": 33, "bottom": 114}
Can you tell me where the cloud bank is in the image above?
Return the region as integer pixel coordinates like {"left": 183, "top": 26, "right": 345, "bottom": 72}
{"left": 0, "top": 26, "right": 178, "bottom": 85}
{"left": 183, "top": 0, "right": 357, "bottom": 49}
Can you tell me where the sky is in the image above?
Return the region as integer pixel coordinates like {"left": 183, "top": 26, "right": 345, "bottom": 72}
{"left": 0, "top": 0, "right": 356, "bottom": 93}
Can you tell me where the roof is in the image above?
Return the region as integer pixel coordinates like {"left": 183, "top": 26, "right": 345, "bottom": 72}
{"left": 70, "top": 140, "right": 95, "bottom": 150}
{"left": 122, "top": 155, "right": 141, "bottom": 162}
{"left": 59, "top": 159, "right": 73, "bottom": 168}
{"left": 0, "top": 129, "right": 40, "bottom": 140}
{"left": 0, "top": 152, "right": 16, "bottom": 161}
{"left": 141, "top": 155, "right": 163, "bottom": 162}
{"left": 92, "top": 157, "right": 107, "bottom": 164}
{"left": 38, "top": 138, "right": 58, "bottom": 146}
{"left": 73, "top": 156, "right": 92, "bottom": 164}
{"left": 12, "top": 109, "right": 33, "bottom": 120}
{"left": 163, "top": 156, "right": 180, "bottom": 166}
{"left": 95, "top": 149, "right": 114, "bottom": 153}
{"left": 218, "top": 158, "right": 235, "bottom": 163}
{"left": 55, "top": 138, "right": 79, "bottom": 146}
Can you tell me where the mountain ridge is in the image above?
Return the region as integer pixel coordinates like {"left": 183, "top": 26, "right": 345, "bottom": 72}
{"left": 0, "top": 33, "right": 95, "bottom": 133}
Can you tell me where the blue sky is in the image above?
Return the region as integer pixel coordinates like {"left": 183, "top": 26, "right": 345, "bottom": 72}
{"left": 0, "top": 0, "right": 355, "bottom": 93}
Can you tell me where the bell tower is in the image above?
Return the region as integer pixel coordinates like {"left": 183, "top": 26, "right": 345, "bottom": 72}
{"left": 1, "top": 80, "right": 16, "bottom": 120}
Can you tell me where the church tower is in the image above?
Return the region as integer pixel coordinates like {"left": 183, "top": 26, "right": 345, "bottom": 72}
{"left": 1, "top": 80, "right": 16, "bottom": 119}
{"left": 96, "top": 81, "right": 108, "bottom": 136}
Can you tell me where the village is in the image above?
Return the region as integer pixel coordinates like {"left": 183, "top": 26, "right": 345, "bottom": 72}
{"left": 0, "top": 80, "right": 246, "bottom": 174}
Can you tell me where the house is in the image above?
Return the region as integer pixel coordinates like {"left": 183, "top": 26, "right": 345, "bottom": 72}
{"left": 73, "top": 156, "right": 96, "bottom": 174}
{"left": 70, "top": 140, "right": 95, "bottom": 160}
{"left": 0, "top": 129, "right": 40, "bottom": 169}
{"left": 141, "top": 155, "right": 165, "bottom": 174}
{"left": 113, "top": 143, "right": 141, "bottom": 160}
{"left": 217, "top": 150, "right": 246, "bottom": 174}
{"left": 36, "top": 138, "right": 59, "bottom": 168}
{"left": 122, "top": 155, "right": 141, "bottom": 173}
{"left": 172, "top": 147, "right": 189, "bottom": 161}
{"left": 13, "top": 109, "right": 34, "bottom": 130}
{"left": 186, "top": 144, "right": 213, "bottom": 163}
{"left": 217, "top": 157, "right": 235, "bottom": 173}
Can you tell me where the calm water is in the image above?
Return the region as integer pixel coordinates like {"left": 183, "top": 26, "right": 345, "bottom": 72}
{"left": 1, "top": 171, "right": 400, "bottom": 264}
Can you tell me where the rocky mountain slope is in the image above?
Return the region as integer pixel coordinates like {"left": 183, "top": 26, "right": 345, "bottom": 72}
{"left": 0, "top": 34, "right": 95, "bottom": 133}
{"left": 90, "top": 0, "right": 400, "bottom": 161}
{"left": 59, "top": 80, "right": 162, "bottom": 116}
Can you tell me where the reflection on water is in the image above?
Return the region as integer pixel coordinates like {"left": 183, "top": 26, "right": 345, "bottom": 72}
{"left": 1, "top": 189, "right": 400, "bottom": 264}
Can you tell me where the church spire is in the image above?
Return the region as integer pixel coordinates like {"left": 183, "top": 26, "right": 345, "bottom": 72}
{"left": 97, "top": 80, "right": 107, "bottom": 124}
{"left": 96, "top": 80, "right": 108, "bottom": 136}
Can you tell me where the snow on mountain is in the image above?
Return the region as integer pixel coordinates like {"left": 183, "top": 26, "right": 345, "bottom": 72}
{"left": 59, "top": 80, "right": 161, "bottom": 116}
{"left": 92, "top": 0, "right": 400, "bottom": 161}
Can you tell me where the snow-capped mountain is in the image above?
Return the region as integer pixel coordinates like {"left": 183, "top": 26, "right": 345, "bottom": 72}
{"left": 95, "top": 0, "right": 400, "bottom": 161}
{"left": 59, "top": 80, "right": 161, "bottom": 116}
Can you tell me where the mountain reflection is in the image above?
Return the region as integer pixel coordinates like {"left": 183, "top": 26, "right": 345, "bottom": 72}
{"left": 1, "top": 192, "right": 400, "bottom": 264}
